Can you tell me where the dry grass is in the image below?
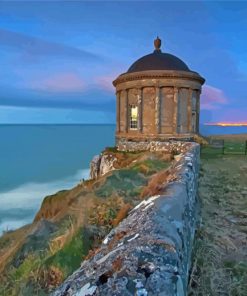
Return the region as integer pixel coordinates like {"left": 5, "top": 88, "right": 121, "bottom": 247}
{"left": 189, "top": 155, "right": 247, "bottom": 296}
{"left": 112, "top": 203, "right": 131, "bottom": 227}
{"left": 140, "top": 169, "right": 170, "bottom": 198}
{"left": 0, "top": 150, "right": 172, "bottom": 295}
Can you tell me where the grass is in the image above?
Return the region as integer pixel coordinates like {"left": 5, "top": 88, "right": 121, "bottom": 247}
{"left": 189, "top": 152, "right": 247, "bottom": 296}
{"left": 131, "top": 158, "right": 170, "bottom": 175}
{"left": 95, "top": 168, "right": 147, "bottom": 199}
{"left": 13, "top": 254, "right": 42, "bottom": 281}
{"left": 95, "top": 157, "right": 170, "bottom": 199}
{"left": 0, "top": 150, "right": 172, "bottom": 296}
{"left": 201, "top": 139, "right": 247, "bottom": 157}
{"left": 44, "top": 227, "right": 92, "bottom": 277}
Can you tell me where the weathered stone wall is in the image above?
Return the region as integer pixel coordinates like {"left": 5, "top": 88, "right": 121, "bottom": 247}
{"left": 53, "top": 143, "right": 200, "bottom": 296}
{"left": 117, "top": 139, "right": 194, "bottom": 154}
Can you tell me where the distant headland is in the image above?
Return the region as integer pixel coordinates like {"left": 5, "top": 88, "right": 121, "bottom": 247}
{"left": 204, "top": 122, "right": 247, "bottom": 127}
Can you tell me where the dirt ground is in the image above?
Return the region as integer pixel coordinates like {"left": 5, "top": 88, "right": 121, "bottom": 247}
{"left": 189, "top": 154, "right": 247, "bottom": 296}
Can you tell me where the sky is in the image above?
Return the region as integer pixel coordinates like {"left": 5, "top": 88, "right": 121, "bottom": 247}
{"left": 0, "top": 1, "right": 247, "bottom": 124}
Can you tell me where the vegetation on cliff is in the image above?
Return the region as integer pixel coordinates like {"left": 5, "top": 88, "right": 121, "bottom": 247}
{"left": 0, "top": 149, "right": 171, "bottom": 296}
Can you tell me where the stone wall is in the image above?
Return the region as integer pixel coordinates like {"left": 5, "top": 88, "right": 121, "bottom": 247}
{"left": 117, "top": 139, "right": 194, "bottom": 154}
{"left": 53, "top": 143, "right": 200, "bottom": 296}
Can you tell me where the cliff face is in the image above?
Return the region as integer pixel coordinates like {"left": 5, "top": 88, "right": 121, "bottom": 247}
{"left": 0, "top": 148, "right": 172, "bottom": 296}
{"left": 53, "top": 143, "right": 200, "bottom": 296}
{"left": 90, "top": 153, "right": 117, "bottom": 179}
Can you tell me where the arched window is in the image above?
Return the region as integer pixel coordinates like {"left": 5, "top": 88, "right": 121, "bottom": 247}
{"left": 129, "top": 105, "right": 138, "bottom": 129}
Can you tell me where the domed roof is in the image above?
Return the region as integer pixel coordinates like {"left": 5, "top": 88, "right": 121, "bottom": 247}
{"left": 127, "top": 37, "right": 191, "bottom": 73}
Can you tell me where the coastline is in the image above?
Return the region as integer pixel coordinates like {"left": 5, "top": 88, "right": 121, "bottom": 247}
{"left": 0, "top": 169, "right": 90, "bottom": 235}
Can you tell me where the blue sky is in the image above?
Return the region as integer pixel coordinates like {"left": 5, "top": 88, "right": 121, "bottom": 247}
{"left": 0, "top": 1, "right": 247, "bottom": 124}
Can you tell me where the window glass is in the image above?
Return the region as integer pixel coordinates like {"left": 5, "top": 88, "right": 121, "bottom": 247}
{"left": 130, "top": 105, "right": 138, "bottom": 129}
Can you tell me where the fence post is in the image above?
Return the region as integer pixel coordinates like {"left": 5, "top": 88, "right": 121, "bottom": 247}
{"left": 222, "top": 140, "right": 225, "bottom": 155}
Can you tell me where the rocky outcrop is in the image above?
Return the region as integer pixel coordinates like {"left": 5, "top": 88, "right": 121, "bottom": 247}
{"left": 53, "top": 143, "right": 200, "bottom": 296}
{"left": 90, "top": 154, "right": 117, "bottom": 179}
{"left": 90, "top": 155, "right": 101, "bottom": 179}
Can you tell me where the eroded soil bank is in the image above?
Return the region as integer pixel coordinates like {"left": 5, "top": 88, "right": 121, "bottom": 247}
{"left": 189, "top": 155, "right": 247, "bottom": 296}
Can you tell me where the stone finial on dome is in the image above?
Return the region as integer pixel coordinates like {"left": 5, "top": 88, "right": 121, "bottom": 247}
{"left": 154, "top": 36, "right": 162, "bottom": 53}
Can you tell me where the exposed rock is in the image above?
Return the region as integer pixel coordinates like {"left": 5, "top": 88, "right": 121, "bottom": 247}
{"left": 53, "top": 143, "right": 200, "bottom": 296}
{"left": 90, "top": 155, "right": 101, "bottom": 179}
{"left": 99, "top": 154, "right": 117, "bottom": 176}
{"left": 90, "top": 154, "right": 117, "bottom": 179}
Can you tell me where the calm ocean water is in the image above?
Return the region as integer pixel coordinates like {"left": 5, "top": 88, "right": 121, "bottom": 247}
{"left": 0, "top": 124, "right": 115, "bottom": 234}
{"left": 0, "top": 123, "right": 247, "bottom": 235}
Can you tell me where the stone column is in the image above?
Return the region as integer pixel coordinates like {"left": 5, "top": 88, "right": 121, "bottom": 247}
{"left": 155, "top": 87, "right": 161, "bottom": 134}
{"left": 124, "top": 89, "right": 129, "bottom": 133}
{"left": 116, "top": 91, "right": 120, "bottom": 133}
{"left": 187, "top": 88, "right": 192, "bottom": 133}
{"left": 173, "top": 87, "right": 179, "bottom": 134}
{"left": 137, "top": 88, "right": 143, "bottom": 133}
{"left": 196, "top": 89, "right": 201, "bottom": 133}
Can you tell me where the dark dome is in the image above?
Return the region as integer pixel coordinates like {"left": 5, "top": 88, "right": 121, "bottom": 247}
{"left": 127, "top": 51, "right": 191, "bottom": 73}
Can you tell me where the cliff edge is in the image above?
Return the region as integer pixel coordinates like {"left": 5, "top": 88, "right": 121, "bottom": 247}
{"left": 0, "top": 147, "right": 173, "bottom": 295}
{"left": 53, "top": 143, "right": 200, "bottom": 296}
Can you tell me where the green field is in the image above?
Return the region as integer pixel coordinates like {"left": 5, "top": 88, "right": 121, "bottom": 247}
{"left": 201, "top": 137, "right": 247, "bottom": 156}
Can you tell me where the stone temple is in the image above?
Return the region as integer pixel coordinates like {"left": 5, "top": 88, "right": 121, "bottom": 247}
{"left": 113, "top": 37, "right": 205, "bottom": 147}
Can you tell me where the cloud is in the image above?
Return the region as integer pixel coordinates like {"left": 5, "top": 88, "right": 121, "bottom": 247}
{"left": 94, "top": 74, "right": 117, "bottom": 92}
{"left": 0, "top": 28, "right": 102, "bottom": 61}
{"left": 29, "top": 72, "right": 86, "bottom": 92}
{"left": 201, "top": 85, "right": 228, "bottom": 110}
{"left": 0, "top": 85, "right": 115, "bottom": 112}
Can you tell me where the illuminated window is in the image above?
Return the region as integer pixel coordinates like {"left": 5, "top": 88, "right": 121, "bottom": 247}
{"left": 130, "top": 105, "right": 138, "bottom": 129}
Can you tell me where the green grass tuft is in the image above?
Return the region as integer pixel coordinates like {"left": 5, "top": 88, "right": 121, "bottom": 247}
{"left": 45, "top": 227, "right": 92, "bottom": 277}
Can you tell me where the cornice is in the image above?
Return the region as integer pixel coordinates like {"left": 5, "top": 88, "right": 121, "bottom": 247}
{"left": 112, "top": 70, "right": 205, "bottom": 86}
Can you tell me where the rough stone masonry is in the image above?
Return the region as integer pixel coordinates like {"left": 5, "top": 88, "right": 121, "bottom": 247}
{"left": 53, "top": 142, "right": 200, "bottom": 296}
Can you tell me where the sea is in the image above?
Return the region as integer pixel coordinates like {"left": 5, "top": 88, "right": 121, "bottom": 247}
{"left": 0, "top": 124, "right": 115, "bottom": 235}
{"left": 0, "top": 124, "right": 247, "bottom": 235}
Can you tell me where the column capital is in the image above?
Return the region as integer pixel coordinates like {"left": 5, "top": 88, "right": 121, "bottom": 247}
{"left": 188, "top": 87, "right": 193, "bottom": 94}
{"left": 135, "top": 83, "right": 142, "bottom": 89}
{"left": 174, "top": 86, "right": 179, "bottom": 94}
